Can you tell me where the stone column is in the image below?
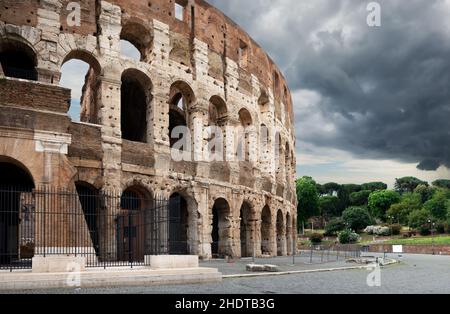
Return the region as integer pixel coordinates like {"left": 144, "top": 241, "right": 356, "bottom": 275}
{"left": 194, "top": 183, "right": 211, "bottom": 259}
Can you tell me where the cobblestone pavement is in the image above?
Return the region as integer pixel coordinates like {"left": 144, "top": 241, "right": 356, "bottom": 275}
{"left": 2, "top": 254, "right": 450, "bottom": 294}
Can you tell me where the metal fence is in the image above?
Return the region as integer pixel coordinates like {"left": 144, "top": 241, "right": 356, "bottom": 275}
{"left": 0, "top": 186, "right": 187, "bottom": 271}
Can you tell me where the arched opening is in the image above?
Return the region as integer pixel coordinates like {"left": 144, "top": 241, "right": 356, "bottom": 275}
{"left": 285, "top": 143, "right": 291, "bottom": 183}
{"left": 276, "top": 210, "right": 285, "bottom": 256}
{"left": 169, "top": 193, "right": 189, "bottom": 255}
{"left": 120, "top": 22, "right": 152, "bottom": 62}
{"left": 0, "top": 38, "right": 37, "bottom": 81}
{"left": 207, "top": 96, "right": 228, "bottom": 160}
{"left": 238, "top": 108, "right": 253, "bottom": 162}
{"left": 261, "top": 205, "right": 272, "bottom": 256}
{"left": 240, "top": 201, "right": 254, "bottom": 258}
{"left": 286, "top": 213, "right": 293, "bottom": 255}
{"left": 209, "top": 96, "right": 228, "bottom": 127}
{"left": 118, "top": 186, "right": 152, "bottom": 262}
{"left": 0, "top": 159, "right": 35, "bottom": 266}
{"left": 275, "top": 133, "right": 283, "bottom": 180}
{"left": 75, "top": 182, "right": 100, "bottom": 256}
{"left": 60, "top": 51, "right": 102, "bottom": 123}
{"left": 169, "top": 81, "right": 194, "bottom": 150}
{"left": 211, "top": 198, "right": 231, "bottom": 258}
{"left": 121, "top": 69, "right": 152, "bottom": 143}
{"left": 260, "top": 124, "right": 270, "bottom": 173}
{"left": 258, "top": 90, "right": 270, "bottom": 114}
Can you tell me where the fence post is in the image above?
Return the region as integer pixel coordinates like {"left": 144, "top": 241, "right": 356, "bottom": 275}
{"left": 309, "top": 246, "right": 313, "bottom": 264}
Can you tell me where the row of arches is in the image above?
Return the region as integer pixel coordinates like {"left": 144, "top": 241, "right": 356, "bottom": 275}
{"left": 0, "top": 158, "right": 296, "bottom": 263}
{"left": 0, "top": 35, "right": 295, "bottom": 178}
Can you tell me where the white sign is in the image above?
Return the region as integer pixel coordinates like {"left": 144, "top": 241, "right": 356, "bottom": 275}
{"left": 392, "top": 245, "right": 403, "bottom": 253}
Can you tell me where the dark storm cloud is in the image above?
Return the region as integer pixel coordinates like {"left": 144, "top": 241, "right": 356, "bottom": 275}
{"left": 208, "top": 0, "right": 450, "bottom": 171}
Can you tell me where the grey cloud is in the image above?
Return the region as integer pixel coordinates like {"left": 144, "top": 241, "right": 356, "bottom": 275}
{"left": 208, "top": 0, "right": 450, "bottom": 171}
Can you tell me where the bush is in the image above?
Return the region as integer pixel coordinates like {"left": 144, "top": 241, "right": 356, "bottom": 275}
{"left": 342, "top": 207, "right": 373, "bottom": 232}
{"left": 419, "top": 225, "right": 431, "bottom": 236}
{"left": 364, "top": 225, "right": 392, "bottom": 236}
{"left": 324, "top": 218, "right": 346, "bottom": 236}
{"left": 408, "top": 209, "right": 431, "bottom": 229}
{"left": 309, "top": 233, "right": 324, "bottom": 245}
{"left": 338, "top": 229, "right": 360, "bottom": 244}
{"left": 390, "top": 224, "right": 402, "bottom": 236}
{"left": 436, "top": 223, "right": 446, "bottom": 234}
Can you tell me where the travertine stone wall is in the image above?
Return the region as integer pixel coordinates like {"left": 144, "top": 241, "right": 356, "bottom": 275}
{"left": 0, "top": 0, "right": 297, "bottom": 259}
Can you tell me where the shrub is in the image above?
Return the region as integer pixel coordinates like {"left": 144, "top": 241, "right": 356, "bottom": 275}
{"left": 324, "top": 218, "right": 346, "bottom": 236}
{"left": 309, "top": 233, "right": 324, "bottom": 245}
{"left": 390, "top": 224, "right": 402, "bottom": 236}
{"left": 338, "top": 229, "right": 360, "bottom": 244}
{"left": 342, "top": 207, "right": 373, "bottom": 232}
{"left": 419, "top": 225, "right": 431, "bottom": 236}
{"left": 408, "top": 209, "right": 431, "bottom": 229}
{"left": 436, "top": 223, "right": 446, "bottom": 234}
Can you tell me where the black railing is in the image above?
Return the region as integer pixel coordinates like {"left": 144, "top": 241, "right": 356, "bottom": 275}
{"left": 0, "top": 186, "right": 188, "bottom": 271}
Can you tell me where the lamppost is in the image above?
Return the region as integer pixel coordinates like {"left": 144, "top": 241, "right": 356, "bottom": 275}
{"left": 428, "top": 219, "right": 436, "bottom": 255}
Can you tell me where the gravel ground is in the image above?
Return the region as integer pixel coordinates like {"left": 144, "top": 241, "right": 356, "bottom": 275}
{"left": 1, "top": 254, "right": 450, "bottom": 294}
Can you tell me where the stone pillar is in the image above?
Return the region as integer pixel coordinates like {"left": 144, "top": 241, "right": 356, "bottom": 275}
{"left": 194, "top": 183, "right": 212, "bottom": 259}
{"left": 36, "top": 0, "right": 62, "bottom": 83}
{"left": 254, "top": 217, "right": 262, "bottom": 257}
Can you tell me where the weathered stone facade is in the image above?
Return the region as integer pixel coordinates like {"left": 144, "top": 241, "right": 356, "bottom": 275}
{"left": 0, "top": 0, "right": 297, "bottom": 259}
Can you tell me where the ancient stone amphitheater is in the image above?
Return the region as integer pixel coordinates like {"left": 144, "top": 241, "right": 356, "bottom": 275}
{"left": 0, "top": 0, "right": 297, "bottom": 260}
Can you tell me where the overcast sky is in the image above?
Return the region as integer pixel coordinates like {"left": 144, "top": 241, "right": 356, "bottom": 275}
{"left": 61, "top": 1, "right": 450, "bottom": 188}
{"left": 207, "top": 0, "right": 450, "bottom": 187}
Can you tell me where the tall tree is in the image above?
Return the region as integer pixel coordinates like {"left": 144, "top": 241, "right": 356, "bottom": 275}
{"left": 319, "top": 196, "right": 341, "bottom": 219}
{"left": 368, "top": 190, "right": 401, "bottom": 220}
{"left": 395, "top": 177, "right": 428, "bottom": 194}
{"left": 296, "top": 177, "right": 320, "bottom": 229}
{"left": 432, "top": 179, "right": 450, "bottom": 190}
{"left": 361, "top": 182, "right": 388, "bottom": 191}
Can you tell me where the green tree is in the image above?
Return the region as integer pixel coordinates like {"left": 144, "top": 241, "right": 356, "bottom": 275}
{"left": 296, "top": 177, "right": 320, "bottom": 229}
{"left": 361, "top": 182, "right": 388, "bottom": 191}
{"left": 386, "top": 193, "right": 422, "bottom": 224}
{"left": 432, "top": 179, "right": 450, "bottom": 190}
{"left": 324, "top": 217, "right": 346, "bottom": 236}
{"left": 349, "top": 190, "right": 372, "bottom": 206}
{"left": 337, "top": 184, "right": 362, "bottom": 212}
{"left": 395, "top": 177, "right": 428, "bottom": 194}
{"left": 368, "top": 190, "right": 401, "bottom": 220}
{"left": 322, "top": 182, "right": 341, "bottom": 195}
{"left": 423, "top": 190, "right": 450, "bottom": 221}
{"left": 414, "top": 184, "right": 436, "bottom": 203}
{"left": 408, "top": 209, "right": 431, "bottom": 229}
{"left": 342, "top": 207, "right": 373, "bottom": 232}
{"left": 319, "top": 196, "right": 341, "bottom": 219}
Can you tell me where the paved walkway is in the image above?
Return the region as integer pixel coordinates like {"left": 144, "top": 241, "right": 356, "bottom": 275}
{"left": 3, "top": 253, "right": 448, "bottom": 294}
{"left": 199, "top": 254, "right": 359, "bottom": 276}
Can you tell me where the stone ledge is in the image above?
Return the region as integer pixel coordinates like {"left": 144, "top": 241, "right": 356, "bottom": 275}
{"left": 146, "top": 255, "right": 199, "bottom": 269}
{"left": 32, "top": 255, "right": 86, "bottom": 273}
{"left": 0, "top": 267, "right": 221, "bottom": 291}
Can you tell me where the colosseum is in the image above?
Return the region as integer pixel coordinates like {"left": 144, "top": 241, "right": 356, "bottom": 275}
{"left": 0, "top": 0, "right": 297, "bottom": 265}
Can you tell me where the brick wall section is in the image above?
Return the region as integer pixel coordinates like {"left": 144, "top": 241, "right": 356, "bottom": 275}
{"left": 0, "top": 0, "right": 39, "bottom": 27}
{"left": 369, "top": 244, "right": 450, "bottom": 256}
{"left": 68, "top": 122, "right": 103, "bottom": 161}
{"left": 0, "top": 78, "right": 71, "bottom": 113}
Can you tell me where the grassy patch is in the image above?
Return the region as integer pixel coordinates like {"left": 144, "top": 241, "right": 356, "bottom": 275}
{"left": 383, "top": 235, "right": 450, "bottom": 245}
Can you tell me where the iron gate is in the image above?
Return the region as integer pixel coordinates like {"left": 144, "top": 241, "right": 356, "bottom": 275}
{"left": 0, "top": 186, "right": 181, "bottom": 270}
